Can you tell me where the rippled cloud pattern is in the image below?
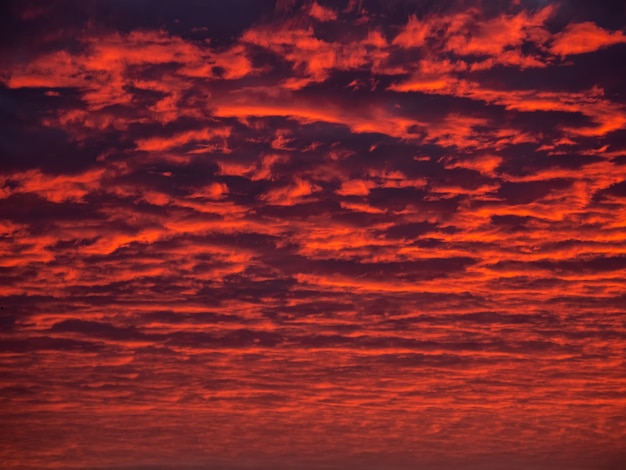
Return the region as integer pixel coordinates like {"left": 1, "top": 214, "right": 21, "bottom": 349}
{"left": 1, "top": 1, "right": 626, "bottom": 469}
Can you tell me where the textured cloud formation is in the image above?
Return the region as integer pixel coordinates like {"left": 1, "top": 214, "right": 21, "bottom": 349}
{"left": 1, "top": 1, "right": 626, "bottom": 469}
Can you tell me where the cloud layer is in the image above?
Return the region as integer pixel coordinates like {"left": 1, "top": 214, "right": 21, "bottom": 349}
{"left": 1, "top": 1, "right": 626, "bottom": 469}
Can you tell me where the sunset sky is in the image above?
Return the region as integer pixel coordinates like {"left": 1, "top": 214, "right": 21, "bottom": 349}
{"left": 1, "top": 0, "right": 626, "bottom": 469}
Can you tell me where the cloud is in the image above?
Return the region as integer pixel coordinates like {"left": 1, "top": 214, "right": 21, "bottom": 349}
{"left": 551, "top": 22, "right": 626, "bottom": 56}
{"left": 309, "top": 2, "right": 338, "bottom": 22}
{"left": 1, "top": 1, "right": 625, "bottom": 470}
{"left": 391, "top": 6, "right": 555, "bottom": 69}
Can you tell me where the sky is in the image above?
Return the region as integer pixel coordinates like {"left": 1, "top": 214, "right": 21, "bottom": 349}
{"left": 1, "top": 0, "right": 626, "bottom": 469}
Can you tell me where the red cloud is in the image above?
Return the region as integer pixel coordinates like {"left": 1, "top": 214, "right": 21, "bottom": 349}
{"left": 2, "top": 3, "right": 626, "bottom": 470}
{"left": 392, "top": 7, "right": 554, "bottom": 68}
{"left": 551, "top": 22, "right": 626, "bottom": 55}
{"left": 309, "top": 1, "right": 337, "bottom": 21}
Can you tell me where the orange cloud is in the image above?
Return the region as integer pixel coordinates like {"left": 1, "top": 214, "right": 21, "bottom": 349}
{"left": 4, "top": 30, "right": 257, "bottom": 123}
{"left": 261, "top": 178, "right": 321, "bottom": 205}
{"left": 336, "top": 179, "right": 373, "bottom": 196}
{"left": 392, "top": 7, "right": 554, "bottom": 69}
{"left": 309, "top": 1, "right": 337, "bottom": 21}
{"left": 444, "top": 7, "right": 554, "bottom": 57}
{"left": 0, "top": 169, "right": 105, "bottom": 203}
{"left": 2, "top": 3, "right": 626, "bottom": 470}
{"left": 551, "top": 22, "right": 626, "bottom": 55}
{"left": 393, "top": 14, "right": 430, "bottom": 48}
{"left": 242, "top": 24, "right": 390, "bottom": 84}
{"left": 135, "top": 127, "right": 231, "bottom": 152}
{"left": 211, "top": 89, "right": 418, "bottom": 139}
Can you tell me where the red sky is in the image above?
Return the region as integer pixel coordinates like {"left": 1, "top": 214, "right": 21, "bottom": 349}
{"left": 1, "top": 1, "right": 626, "bottom": 469}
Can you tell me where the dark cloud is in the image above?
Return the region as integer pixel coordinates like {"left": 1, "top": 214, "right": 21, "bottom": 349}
{"left": 50, "top": 319, "right": 152, "bottom": 342}
{"left": 598, "top": 180, "right": 626, "bottom": 198}
{"left": 496, "top": 179, "right": 573, "bottom": 204}
{"left": 0, "top": 336, "right": 105, "bottom": 352}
